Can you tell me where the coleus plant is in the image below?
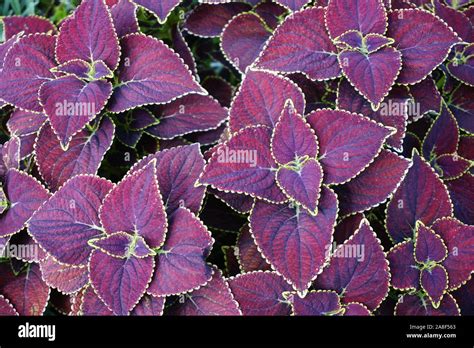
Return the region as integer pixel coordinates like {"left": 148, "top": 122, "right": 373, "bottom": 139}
{"left": 0, "top": 0, "right": 473, "bottom": 317}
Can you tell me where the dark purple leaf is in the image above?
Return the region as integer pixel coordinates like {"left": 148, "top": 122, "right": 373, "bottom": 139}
{"left": 53, "top": 59, "right": 113, "bottom": 80}
{"left": 0, "top": 295, "right": 18, "bottom": 316}
{"left": 236, "top": 224, "right": 271, "bottom": 272}
{"left": 395, "top": 293, "right": 460, "bottom": 316}
{"left": 447, "top": 84, "right": 474, "bottom": 134}
{"left": 89, "top": 232, "right": 154, "bottom": 258}
{"left": 290, "top": 290, "right": 342, "bottom": 316}
{"left": 446, "top": 173, "right": 474, "bottom": 225}
{"left": 420, "top": 265, "right": 448, "bottom": 306}
{"left": 434, "top": 154, "right": 471, "bottom": 179}
{"left": 110, "top": 0, "right": 139, "bottom": 38}
{"left": 7, "top": 109, "right": 47, "bottom": 137}
{"left": 433, "top": 0, "right": 472, "bottom": 41}
{"left": 131, "top": 295, "right": 165, "bottom": 316}
{"left": 134, "top": 0, "right": 181, "bottom": 23}
{"left": 415, "top": 222, "right": 447, "bottom": 264}
{"left": 171, "top": 25, "right": 197, "bottom": 76}
{"left": 422, "top": 106, "right": 458, "bottom": 159}
{"left": 2, "top": 16, "right": 56, "bottom": 39}
{"left": 40, "top": 256, "right": 88, "bottom": 294}
{"left": 81, "top": 286, "right": 113, "bottom": 315}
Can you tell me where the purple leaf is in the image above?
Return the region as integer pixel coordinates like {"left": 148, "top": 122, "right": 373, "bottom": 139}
{"left": 131, "top": 295, "right": 165, "bottom": 316}
{"left": 250, "top": 186, "right": 338, "bottom": 293}
{"left": 89, "top": 232, "right": 154, "bottom": 258}
{"left": 434, "top": 154, "right": 471, "bottom": 179}
{"left": 409, "top": 77, "right": 442, "bottom": 119}
{"left": 54, "top": 59, "right": 113, "bottom": 80}
{"left": 339, "top": 47, "right": 402, "bottom": 107}
{"left": 388, "top": 9, "right": 460, "bottom": 84}
{"left": 229, "top": 69, "right": 305, "bottom": 132}
{"left": 147, "top": 207, "right": 213, "bottom": 296}
{"left": 433, "top": 0, "right": 472, "bottom": 41}
{"left": 420, "top": 265, "right": 448, "bottom": 306}
{"left": 446, "top": 173, "right": 474, "bottom": 225}
{"left": 2, "top": 137, "right": 20, "bottom": 172}
{"left": 108, "top": 34, "right": 205, "bottom": 113}
{"left": 276, "top": 159, "right": 323, "bottom": 214}
{"left": 199, "top": 126, "right": 287, "bottom": 203}
{"left": 307, "top": 109, "right": 392, "bottom": 184}
{"left": 447, "top": 84, "right": 474, "bottom": 134}
{"left": 130, "top": 144, "right": 206, "bottom": 214}
{"left": 184, "top": 3, "right": 252, "bottom": 37}
{"left": 110, "top": 0, "right": 139, "bottom": 38}
{"left": 168, "top": 266, "right": 241, "bottom": 315}
{"left": 386, "top": 151, "right": 453, "bottom": 243}
{"left": 36, "top": 117, "right": 114, "bottom": 191}
{"left": 256, "top": 7, "right": 341, "bottom": 80}
{"left": 56, "top": 0, "right": 120, "bottom": 70}
{"left": 2, "top": 16, "right": 56, "bottom": 39}
{"left": 334, "top": 213, "right": 364, "bottom": 245}
{"left": 81, "top": 286, "right": 113, "bottom": 315}
{"left": 171, "top": 25, "right": 197, "bottom": 76}
{"left": 100, "top": 161, "right": 167, "bottom": 249}
{"left": 447, "top": 44, "right": 474, "bottom": 86}
{"left": 133, "top": 0, "right": 181, "bottom": 23}
{"left": 254, "top": 2, "right": 287, "bottom": 30}
{"left": 343, "top": 302, "right": 371, "bottom": 316}
{"left": 271, "top": 102, "right": 318, "bottom": 165}
{"left": 39, "top": 75, "right": 112, "bottom": 148}
{"left": 202, "top": 76, "right": 233, "bottom": 107}
{"left": 90, "top": 250, "right": 154, "bottom": 315}
{"left": 227, "top": 271, "right": 292, "bottom": 316}
{"left": 221, "top": 13, "right": 271, "bottom": 73}
{"left": 314, "top": 219, "right": 390, "bottom": 311}
{"left": 237, "top": 224, "right": 271, "bottom": 272}
{"left": 414, "top": 222, "right": 447, "bottom": 264}
{"left": 326, "top": 0, "right": 387, "bottom": 39}
{"left": 40, "top": 256, "right": 88, "bottom": 294}
{"left": 0, "top": 263, "right": 50, "bottom": 315}
{"left": 0, "top": 295, "right": 18, "bottom": 316}
{"left": 335, "top": 150, "right": 410, "bottom": 216}
{"left": 432, "top": 217, "right": 474, "bottom": 290}
{"left": 28, "top": 175, "right": 114, "bottom": 265}
{"left": 290, "top": 290, "right": 342, "bottom": 316}
{"left": 422, "top": 106, "right": 458, "bottom": 159}
{"left": 146, "top": 94, "right": 227, "bottom": 139}
{"left": 395, "top": 293, "right": 460, "bottom": 316}
{"left": 8, "top": 231, "right": 47, "bottom": 263}
{"left": 452, "top": 277, "right": 474, "bottom": 315}
{"left": 337, "top": 79, "right": 408, "bottom": 150}
{"left": 211, "top": 189, "right": 254, "bottom": 214}
{"left": 7, "top": 109, "right": 47, "bottom": 137}
{"left": 0, "top": 169, "right": 50, "bottom": 237}
{"left": 0, "top": 34, "right": 56, "bottom": 113}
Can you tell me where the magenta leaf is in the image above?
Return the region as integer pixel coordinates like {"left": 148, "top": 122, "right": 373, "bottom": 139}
{"left": 432, "top": 217, "right": 474, "bottom": 290}
{"left": 227, "top": 271, "right": 292, "bottom": 316}
{"left": 2, "top": 16, "right": 56, "bottom": 39}
{"left": 100, "top": 161, "right": 167, "bottom": 249}
{"left": 236, "top": 224, "right": 270, "bottom": 272}
{"left": 0, "top": 263, "right": 50, "bottom": 315}
{"left": 0, "top": 169, "right": 50, "bottom": 237}
{"left": 276, "top": 159, "right": 323, "bottom": 214}
{"left": 250, "top": 186, "right": 338, "bottom": 293}
{"left": 344, "top": 302, "right": 371, "bottom": 316}
{"left": 56, "top": 0, "right": 120, "bottom": 70}
{"left": 7, "top": 109, "right": 47, "bottom": 137}
{"left": 146, "top": 94, "right": 227, "bottom": 139}
{"left": 221, "top": 13, "right": 271, "bottom": 73}
{"left": 0, "top": 295, "right": 18, "bottom": 316}
{"left": 256, "top": 7, "right": 341, "bottom": 80}
{"left": 110, "top": 0, "right": 139, "bottom": 38}
{"left": 420, "top": 265, "right": 448, "bottom": 306}
{"left": 108, "top": 34, "right": 205, "bottom": 113}
{"left": 274, "top": 0, "right": 310, "bottom": 11}
{"left": 335, "top": 150, "right": 410, "bottom": 216}
{"left": 169, "top": 266, "right": 241, "bottom": 315}
{"left": 28, "top": 175, "right": 114, "bottom": 265}
{"left": 314, "top": 220, "right": 390, "bottom": 311}
{"left": 422, "top": 106, "right": 459, "bottom": 159}
{"left": 171, "top": 25, "right": 197, "bottom": 77}
{"left": 307, "top": 109, "right": 392, "bottom": 184}
{"left": 184, "top": 3, "right": 251, "bottom": 37}
{"left": 229, "top": 69, "right": 305, "bottom": 132}
{"left": 386, "top": 151, "right": 453, "bottom": 243}
{"left": 89, "top": 232, "right": 155, "bottom": 258}
{"left": 40, "top": 256, "right": 88, "bottom": 294}
{"left": 447, "top": 44, "right": 474, "bottom": 86}
{"left": 81, "top": 286, "right": 113, "bottom": 316}
{"left": 433, "top": 0, "right": 472, "bottom": 41}
{"left": 339, "top": 47, "right": 401, "bottom": 107}
{"left": 387, "top": 9, "right": 460, "bottom": 84}
{"left": 414, "top": 222, "right": 447, "bottom": 264}
{"left": 1, "top": 137, "right": 20, "bottom": 172}
{"left": 36, "top": 117, "right": 114, "bottom": 191}
{"left": 0, "top": 34, "right": 56, "bottom": 112}
{"left": 130, "top": 144, "right": 206, "bottom": 214}
{"left": 326, "top": 0, "right": 387, "bottom": 39}
{"left": 39, "top": 75, "right": 113, "bottom": 148}
{"left": 199, "top": 126, "right": 287, "bottom": 203}
{"left": 131, "top": 295, "right": 165, "bottom": 316}
{"left": 290, "top": 290, "right": 342, "bottom": 316}
{"left": 90, "top": 250, "right": 154, "bottom": 315}
{"left": 133, "top": 0, "right": 181, "bottom": 23}
{"left": 446, "top": 173, "right": 474, "bottom": 225}
{"left": 395, "top": 293, "right": 460, "bottom": 316}
{"left": 271, "top": 102, "right": 318, "bottom": 165}
{"left": 147, "top": 207, "right": 213, "bottom": 296}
